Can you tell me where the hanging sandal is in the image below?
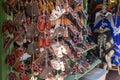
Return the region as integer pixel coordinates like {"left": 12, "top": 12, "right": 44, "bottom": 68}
{"left": 3, "top": 37, "right": 13, "bottom": 50}
{"left": 20, "top": 72, "right": 30, "bottom": 80}
{"left": 8, "top": 72, "right": 18, "bottom": 80}
{"left": 50, "top": 6, "right": 66, "bottom": 21}
{"left": 37, "top": 15, "right": 46, "bottom": 31}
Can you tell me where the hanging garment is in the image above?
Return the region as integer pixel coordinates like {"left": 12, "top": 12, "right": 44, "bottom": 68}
{"left": 93, "top": 11, "right": 120, "bottom": 66}
{"left": 111, "top": 16, "right": 120, "bottom": 66}
{"left": 92, "top": 11, "right": 115, "bottom": 62}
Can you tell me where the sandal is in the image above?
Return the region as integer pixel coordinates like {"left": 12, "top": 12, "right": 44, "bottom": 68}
{"left": 3, "top": 37, "right": 13, "bottom": 50}
{"left": 5, "top": 53, "right": 16, "bottom": 66}
{"left": 8, "top": 72, "right": 18, "bottom": 80}
{"left": 20, "top": 72, "right": 30, "bottom": 80}
{"left": 38, "top": 32, "right": 45, "bottom": 48}
{"left": 50, "top": 6, "right": 66, "bottom": 21}
{"left": 37, "top": 15, "right": 46, "bottom": 31}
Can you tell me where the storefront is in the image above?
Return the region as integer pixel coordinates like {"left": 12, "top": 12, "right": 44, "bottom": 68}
{"left": 0, "top": 0, "right": 120, "bottom": 80}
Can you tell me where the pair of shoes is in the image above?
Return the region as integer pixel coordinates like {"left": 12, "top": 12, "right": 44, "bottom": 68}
{"left": 30, "top": 61, "right": 44, "bottom": 75}
{"left": 50, "top": 6, "right": 66, "bottom": 21}
{"left": 2, "top": 20, "right": 14, "bottom": 34}
{"left": 51, "top": 59, "right": 65, "bottom": 71}
{"left": 51, "top": 43, "right": 68, "bottom": 58}
{"left": 20, "top": 72, "right": 30, "bottom": 80}
{"left": 38, "top": 32, "right": 51, "bottom": 48}
{"left": 5, "top": 53, "right": 16, "bottom": 66}
{"left": 25, "top": 1, "right": 40, "bottom": 18}
{"left": 2, "top": 1, "right": 17, "bottom": 15}
{"left": 14, "top": 61, "right": 28, "bottom": 73}
{"left": 8, "top": 72, "right": 18, "bottom": 80}
{"left": 37, "top": 15, "right": 51, "bottom": 31}
{"left": 71, "top": 63, "right": 84, "bottom": 74}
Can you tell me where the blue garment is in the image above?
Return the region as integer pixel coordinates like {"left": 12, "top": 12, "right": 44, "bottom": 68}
{"left": 111, "top": 16, "right": 120, "bottom": 66}
{"left": 93, "top": 17, "right": 120, "bottom": 66}
{"left": 92, "top": 19, "right": 114, "bottom": 35}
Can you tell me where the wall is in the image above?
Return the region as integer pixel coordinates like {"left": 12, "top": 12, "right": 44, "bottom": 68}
{"left": 0, "top": 0, "right": 12, "bottom": 80}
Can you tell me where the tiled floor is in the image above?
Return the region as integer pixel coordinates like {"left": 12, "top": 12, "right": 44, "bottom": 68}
{"left": 106, "top": 70, "right": 120, "bottom": 80}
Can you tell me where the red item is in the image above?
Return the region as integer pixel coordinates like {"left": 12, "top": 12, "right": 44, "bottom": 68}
{"left": 31, "top": 62, "right": 44, "bottom": 74}
{"left": 8, "top": 22, "right": 14, "bottom": 34}
{"left": 14, "top": 61, "right": 27, "bottom": 73}
{"left": 3, "top": 37, "right": 13, "bottom": 50}
{"left": 2, "top": 21, "right": 8, "bottom": 33}
{"left": 45, "top": 21, "right": 51, "bottom": 30}
{"left": 8, "top": 72, "right": 18, "bottom": 80}
{"left": 20, "top": 72, "right": 29, "bottom": 80}
{"left": 45, "top": 17, "right": 51, "bottom": 30}
{"left": 5, "top": 54, "right": 16, "bottom": 66}
{"left": 37, "top": 16, "right": 45, "bottom": 31}
{"left": 15, "top": 48, "right": 26, "bottom": 58}
{"left": 2, "top": 20, "right": 14, "bottom": 34}
{"left": 45, "top": 38, "right": 51, "bottom": 47}
{"left": 38, "top": 38, "right": 44, "bottom": 48}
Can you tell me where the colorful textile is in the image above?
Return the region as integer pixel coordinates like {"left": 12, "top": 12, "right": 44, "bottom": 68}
{"left": 111, "top": 16, "right": 120, "bottom": 66}
{"left": 93, "top": 15, "right": 120, "bottom": 66}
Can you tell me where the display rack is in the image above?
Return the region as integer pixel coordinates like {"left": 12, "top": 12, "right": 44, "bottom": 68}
{"left": 65, "top": 59, "right": 101, "bottom": 80}
{"left": 82, "top": 44, "right": 97, "bottom": 55}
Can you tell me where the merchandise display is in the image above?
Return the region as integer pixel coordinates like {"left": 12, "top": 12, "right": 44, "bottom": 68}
{"left": 88, "top": 0, "right": 120, "bottom": 69}
{"left": 0, "top": 0, "right": 120, "bottom": 80}
{"left": 1, "top": 0, "right": 100, "bottom": 80}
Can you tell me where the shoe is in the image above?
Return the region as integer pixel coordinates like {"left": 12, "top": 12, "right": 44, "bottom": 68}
{"left": 31, "top": 62, "right": 44, "bottom": 75}
{"left": 50, "top": 6, "right": 66, "bottom": 21}
{"left": 26, "top": 24, "right": 35, "bottom": 40}
{"left": 69, "top": 0, "right": 82, "bottom": 9}
{"left": 50, "top": 59, "right": 65, "bottom": 71}
{"left": 26, "top": 41, "right": 39, "bottom": 55}
{"left": 38, "top": 38, "right": 44, "bottom": 48}
{"left": 13, "top": 29, "right": 24, "bottom": 41}
{"left": 2, "top": 2, "right": 12, "bottom": 15}
{"left": 37, "top": 15, "right": 45, "bottom": 31}
{"left": 14, "top": 47, "right": 26, "bottom": 58}
{"left": 14, "top": 61, "right": 28, "bottom": 73}
{"left": 20, "top": 72, "right": 30, "bottom": 80}
{"left": 2, "top": 20, "right": 8, "bottom": 33}
{"left": 44, "top": 32, "right": 51, "bottom": 47}
{"left": 2, "top": 1, "right": 17, "bottom": 15}
{"left": 2, "top": 20, "right": 14, "bottom": 34}
{"left": 45, "top": 17, "right": 51, "bottom": 30}
{"left": 8, "top": 72, "right": 18, "bottom": 80}
{"left": 25, "top": 1, "right": 40, "bottom": 18}
{"left": 66, "top": 12, "right": 82, "bottom": 32}
{"left": 7, "top": 0, "right": 15, "bottom": 5}
{"left": 30, "top": 76, "right": 37, "bottom": 80}
{"left": 40, "top": 67, "right": 53, "bottom": 79}
{"left": 7, "top": 21, "right": 14, "bottom": 34}
{"left": 5, "top": 53, "right": 16, "bottom": 66}
{"left": 13, "top": 12, "right": 26, "bottom": 26}
{"left": 3, "top": 37, "right": 13, "bottom": 50}
{"left": 14, "top": 32, "right": 26, "bottom": 47}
